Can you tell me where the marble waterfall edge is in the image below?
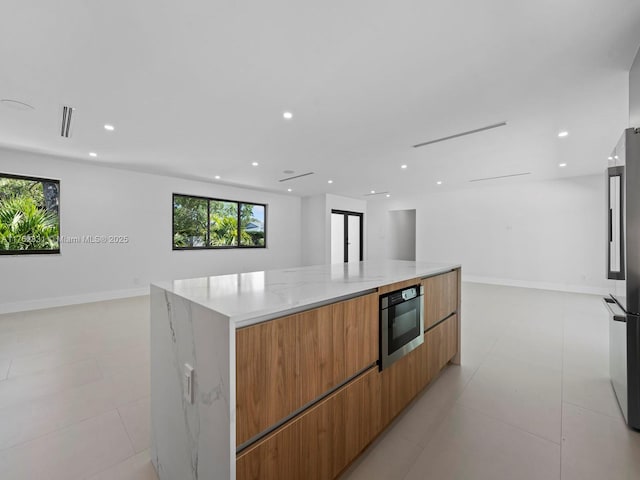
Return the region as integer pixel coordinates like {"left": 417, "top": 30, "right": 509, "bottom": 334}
{"left": 150, "top": 285, "right": 235, "bottom": 480}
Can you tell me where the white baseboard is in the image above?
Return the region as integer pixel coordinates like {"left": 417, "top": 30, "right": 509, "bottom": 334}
{"left": 0, "top": 287, "right": 150, "bottom": 315}
{"left": 462, "top": 274, "right": 610, "bottom": 296}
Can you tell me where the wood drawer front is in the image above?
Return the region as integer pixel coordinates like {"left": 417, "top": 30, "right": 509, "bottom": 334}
{"left": 237, "top": 368, "right": 382, "bottom": 480}
{"left": 423, "top": 270, "right": 458, "bottom": 330}
{"left": 236, "top": 293, "right": 378, "bottom": 446}
{"left": 380, "top": 341, "right": 424, "bottom": 425}
{"left": 425, "top": 314, "right": 458, "bottom": 380}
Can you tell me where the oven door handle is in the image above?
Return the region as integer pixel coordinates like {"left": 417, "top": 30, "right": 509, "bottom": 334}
{"left": 603, "top": 297, "right": 627, "bottom": 323}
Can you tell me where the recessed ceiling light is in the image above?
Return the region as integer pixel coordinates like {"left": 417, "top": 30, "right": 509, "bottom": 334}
{"left": 370, "top": 190, "right": 375, "bottom": 194}
{"left": 608, "top": 156, "right": 613, "bottom": 160}
{"left": 614, "top": 155, "right": 619, "bottom": 160}
{"left": 558, "top": 131, "right": 569, "bottom": 138}
{"left": 283, "top": 112, "right": 293, "bottom": 120}
{"left": 89, "top": 152, "right": 97, "bottom": 158}
{"left": 401, "top": 165, "right": 407, "bottom": 169}
{"left": 287, "top": 188, "right": 292, "bottom": 192}
{"left": 386, "top": 194, "right": 391, "bottom": 198}
{"left": 214, "top": 175, "right": 220, "bottom": 180}
{"left": 252, "top": 162, "right": 259, "bottom": 166}
{"left": 104, "top": 124, "right": 115, "bottom": 131}
{"left": 436, "top": 181, "right": 442, "bottom": 185}
{"left": 559, "top": 163, "right": 567, "bottom": 167}
{"left": 328, "top": 180, "right": 333, "bottom": 184}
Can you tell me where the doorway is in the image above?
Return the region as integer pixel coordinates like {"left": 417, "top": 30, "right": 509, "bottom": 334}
{"left": 388, "top": 209, "right": 416, "bottom": 261}
{"left": 331, "top": 210, "right": 363, "bottom": 263}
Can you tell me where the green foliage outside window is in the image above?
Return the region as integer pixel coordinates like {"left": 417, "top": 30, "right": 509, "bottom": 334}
{"left": 0, "top": 175, "right": 60, "bottom": 254}
{"left": 173, "top": 194, "right": 266, "bottom": 249}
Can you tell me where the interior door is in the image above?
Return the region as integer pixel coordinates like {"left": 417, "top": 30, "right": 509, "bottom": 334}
{"left": 331, "top": 210, "right": 363, "bottom": 263}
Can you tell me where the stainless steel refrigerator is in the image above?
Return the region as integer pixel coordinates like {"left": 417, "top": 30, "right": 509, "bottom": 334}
{"left": 604, "top": 127, "right": 640, "bottom": 430}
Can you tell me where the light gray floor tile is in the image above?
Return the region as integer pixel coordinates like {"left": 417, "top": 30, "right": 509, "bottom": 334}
{"left": 340, "top": 424, "right": 423, "bottom": 480}
{"left": 0, "top": 410, "right": 134, "bottom": 480}
{"left": 457, "top": 354, "right": 562, "bottom": 443}
{"left": 0, "top": 358, "right": 103, "bottom": 410}
{"left": 563, "top": 371, "right": 622, "bottom": 419}
{"left": 119, "top": 397, "right": 151, "bottom": 453}
{"left": 0, "top": 358, "right": 10, "bottom": 380}
{"left": 0, "top": 378, "right": 116, "bottom": 450}
{"left": 404, "top": 404, "right": 560, "bottom": 480}
{"left": 87, "top": 450, "right": 158, "bottom": 480}
{"left": 561, "top": 403, "right": 640, "bottom": 480}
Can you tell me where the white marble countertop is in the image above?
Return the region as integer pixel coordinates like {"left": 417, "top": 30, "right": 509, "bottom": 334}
{"left": 153, "top": 260, "right": 459, "bottom": 327}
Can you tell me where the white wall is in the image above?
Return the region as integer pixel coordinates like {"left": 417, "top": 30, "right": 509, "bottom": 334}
{"left": 631, "top": 46, "right": 640, "bottom": 127}
{"left": 301, "top": 193, "right": 367, "bottom": 265}
{"left": 301, "top": 195, "right": 326, "bottom": 266}
{"left": 367, "top": 175, "right": 611, "bottom": 294}
{"left": 0, "top": 148, "right": 302, "bottom": 313}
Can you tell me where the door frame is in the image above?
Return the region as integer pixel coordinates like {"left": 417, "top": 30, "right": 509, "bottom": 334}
{"left": 331, "top": 209, "right": 364, "bottom": 262}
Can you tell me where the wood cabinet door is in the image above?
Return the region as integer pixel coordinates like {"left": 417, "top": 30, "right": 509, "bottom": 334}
{"left": 236, "top": 293, "right": 378, "bottom": 446}
{"left": 380, "top": 341, "right": 423, "bottom": 426}
{"left": 425, "top": 314, "right": 458, "bottom": 380}
{"left": 236, "top": 368, "right": 381, "bottom": 480}
{"left": 423, "top": 271, "right": 458, "bottom": 330}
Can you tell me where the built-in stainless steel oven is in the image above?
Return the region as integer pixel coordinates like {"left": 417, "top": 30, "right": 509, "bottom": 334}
{"left": 379, "top": 284, "right": 424, "bottom": 370}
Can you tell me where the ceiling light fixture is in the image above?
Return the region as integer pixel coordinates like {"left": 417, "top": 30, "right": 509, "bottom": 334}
{"left": 1, "top": 99, "right": 35, "bottom": 111}
{"left": 328, "top": 180, "right": 333, "bottom": 184}
{"left": 214, "top": 175, "right": 221, "bottom": 180}
{"left": 364, "top": 191, "right": 390, "bottom": 197}
{"left": 401, "top": 165, "right": 407, "bottom": 169}
{"left": 558, "top": 131, "right": 569, "bottom": 138}
{"left": 287, "top": 188, "right": 292, "bottom": 192}
{"left": 615, "top": 155, "right": 619, "bottom": 160}
{"left": 559, "top": 163, "right": 567, "bottom": 167}
{"left": 386, "top": 194, "right": 391, "bottom": 198}
{"left": 283, "top": 112, "right": 293, "bottom": 119}
{"left": 89, "top": 152, "right": 97, "bottom": 158}
{"left": 104, "top": 124, "right": 115, "bottom": 131}
{"left": 436, "top": 181, "right": 442, "bottom": 185}
{"left": 252, "top": 162, "right": 259, "bottom": 166}
{"left": 608, "top": 156, "right": 613, "bottom": 160}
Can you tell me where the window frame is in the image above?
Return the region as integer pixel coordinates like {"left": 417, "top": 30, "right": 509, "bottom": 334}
{"left": 172, "top": 193, "right": 267, "bottom": 250}
{"left": 0, "top": 172, "right": 61, "bottom": 256}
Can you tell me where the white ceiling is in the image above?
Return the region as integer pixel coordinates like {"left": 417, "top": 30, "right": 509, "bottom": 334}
{"left": 1, "top": 0, "right": 640, "bottom": 200}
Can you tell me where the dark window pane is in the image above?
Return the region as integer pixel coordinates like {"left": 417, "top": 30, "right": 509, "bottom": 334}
{"left": 240, "top": 203, "right": 265, "bottom": 247}
{"left": 210, "top": 200, "right": 239, "bottom": 246}
{"left": 173, "top": 196, "right": 208, "bottom": 247}
{"left": 0, "top": 174, "right": 60, "bottom": 253}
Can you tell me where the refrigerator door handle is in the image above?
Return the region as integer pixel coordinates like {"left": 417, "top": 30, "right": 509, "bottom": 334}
{"left": 604, "top": 297, "right": 627, "bottom": 322}
{"left": 609, "top": 208, "right": 613, "bottom": 242}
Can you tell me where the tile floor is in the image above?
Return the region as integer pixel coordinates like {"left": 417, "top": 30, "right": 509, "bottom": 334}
{"left": 0, "top": 283, "right": 638, "bottom": 479}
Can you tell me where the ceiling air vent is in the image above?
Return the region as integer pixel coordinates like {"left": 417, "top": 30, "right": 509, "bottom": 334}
{"left": 469, "top": 172, "right": 531, "bottom": 183}
{"left": 279, "top": 172, "right": 314, "bottom": 182}
{"left": 412, "top": 121, "right": 507, "bottom": 148}
{"left": 60, "top": 106, "right": 74, "bottom": 138}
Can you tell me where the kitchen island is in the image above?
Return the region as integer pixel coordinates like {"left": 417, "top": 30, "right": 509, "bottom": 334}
{"left": 150, "top": 260, "right": 461, "bottom": 480}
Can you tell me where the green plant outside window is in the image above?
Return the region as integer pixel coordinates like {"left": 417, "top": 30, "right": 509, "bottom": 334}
{"left": 0, "top": 174, "right": 60, "bottom": 254}
{"left": 173, "top": 194, "right": 266, "bottom": 250}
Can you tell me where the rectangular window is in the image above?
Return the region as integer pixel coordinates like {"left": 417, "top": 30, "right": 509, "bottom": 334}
{"left": 240, "top": 203, "right": 265, "bottom": 247}
{"left": 0, "top": 173, "right": 60, "bottom": 255}
{"left": 173, "top": 194, "right": 267, "bottom": 250}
